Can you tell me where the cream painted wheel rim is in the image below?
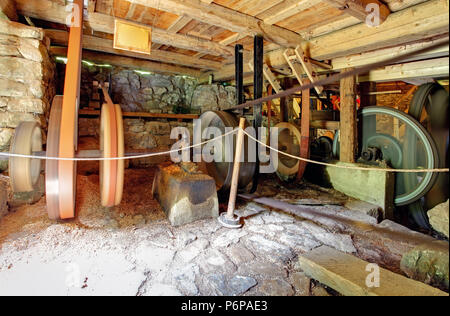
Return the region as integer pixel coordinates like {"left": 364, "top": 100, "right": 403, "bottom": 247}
{"left": 9, "top": 121, "right": 43, "bottom": 192}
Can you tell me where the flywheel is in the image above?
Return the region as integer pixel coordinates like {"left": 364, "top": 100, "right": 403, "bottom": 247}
{"left": 333, "top": 106, "right": 439, "bottom": 206}
{"left": 9, "top": 121, "right": 43, "bottom": 193}
{"left": 274, "top": 122, "right": 302, "bottom": 182}
{"left": 100, "top": 103, "right": 125, "bottom": 207}
{"left": 45, "top": 95, "right": 77, "bottom": 220}
{"left": 199, "top": 111, "right": 256, "bottom": 195}
{"left": 407, "top": 83, "right": 449, "bottom": 229}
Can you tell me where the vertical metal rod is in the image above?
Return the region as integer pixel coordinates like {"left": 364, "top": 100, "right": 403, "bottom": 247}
{"left": 235, "top": 44, "right": 244, "bottom": 106}
{"left": 227, "top": 118, "right": 246, "bottom": 219}
{"left": 251, "top": 35, "right": 264, "bottom": 193}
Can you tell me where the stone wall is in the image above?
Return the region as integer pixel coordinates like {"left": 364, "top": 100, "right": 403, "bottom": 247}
{"left": 0, "top": 20, "right": 56, "bottom": 171}
{"left": 67, "top": 63, "right": 237, "bottom": 114}
{"left": 73, "top": 64, "right": 235, "bottom": 169}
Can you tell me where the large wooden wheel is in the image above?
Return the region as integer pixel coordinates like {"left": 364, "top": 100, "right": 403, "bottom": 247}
{"left": 9, "top": 122, "right": 43, "bottom": 193}
{"left": 45, "top": 96, "right": 77, "bottom": 220}
{"left": 100, "top": 103, "right": 124, "bottom": 207}
{"left": 275, "top": 122, "right": 302, "bottom": 181}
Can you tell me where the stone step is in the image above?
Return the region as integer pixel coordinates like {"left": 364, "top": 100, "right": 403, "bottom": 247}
{"left": 298, "top": 246, "right": 448, "bottom": 296}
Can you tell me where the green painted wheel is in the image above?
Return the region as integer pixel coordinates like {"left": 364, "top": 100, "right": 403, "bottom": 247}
{"left": 408, "top": 83, "right": 449, "bottom": 229}
{"left": 333, "top": 106, "right": 439, "bottom": 206}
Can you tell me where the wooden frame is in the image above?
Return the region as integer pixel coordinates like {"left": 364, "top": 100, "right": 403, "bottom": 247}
{"left": 113, "top": 19, "right": 152, "bottom": 55}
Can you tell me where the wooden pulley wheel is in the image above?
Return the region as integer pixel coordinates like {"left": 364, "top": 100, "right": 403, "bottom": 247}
{"left": 9, "top": 121, "right": 43, "bottom": 193}
{"left": 45, "top": 96, "right": 77, "bottom": 220}
{"left": 100, "top": 103, "right": 124, "bottom": 207}
{"left": 275, "top": 122, "right": 302, "bottom": 181}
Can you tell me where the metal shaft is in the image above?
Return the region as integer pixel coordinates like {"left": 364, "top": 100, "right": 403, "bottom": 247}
{"left": 226, "top": 118, "right": 246, "bottom": 219}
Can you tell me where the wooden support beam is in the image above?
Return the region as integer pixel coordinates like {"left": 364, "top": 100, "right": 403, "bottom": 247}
{"left": 294, "top": 46, "right": 323, "bottom": 94}
{"left": 307, "top": 0, "right": 448, "bottom": 60}
{"left": 50, "top": 47, "right": 204, "bottom": 77}
{"left": 212, "top": 0, "right": 449, "bottom": 81}
{"left": 0, "top": 0, "right": 18, "bottom": 21}
{"left": 257, "top": 0, "right": 321, "bottom": 25}
{"left": 359, "top": 57, "right": 449, "bottom": 82}
{"left": 87, "top": 0, "right": 97, "bottom": 13}
{"left": 80, "top": 109, "right": 199, "bottom": 120}
{"left": 15, "top": 0, "right": 234, "bottom": 58}
{"left": 299, "top": 246, "right": 447, "bottom": 296}
{"left": 323, "top": 0, "right": 391, "bottom": 23}
{"left": 46, "top": 29, "right": 222, "bottom": 70}
{"left": 249, "top": 62, "right": 285, "bottom": 98}
{"left": 339, "top": 68, "right": 357, "bottom": 163}
{"left": 129, "top": 0, "right": 305, "bottom": 47}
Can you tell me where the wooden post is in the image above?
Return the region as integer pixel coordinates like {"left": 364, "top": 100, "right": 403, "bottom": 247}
{"left": 297, "top": 79, "right": 311, "bottom": 181}
{"left": 340, "top": 68, "right": 357, "bottom": 163}
{"left": 226, "top": 118, "right": 246, "bottom": 219}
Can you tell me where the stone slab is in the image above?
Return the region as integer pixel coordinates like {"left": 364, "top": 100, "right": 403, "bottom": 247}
{"left": 299, "top": 245, "right": 448, "bottom": 296}
{"left": 153, "top": 163, "right": 219, "bottom": 226}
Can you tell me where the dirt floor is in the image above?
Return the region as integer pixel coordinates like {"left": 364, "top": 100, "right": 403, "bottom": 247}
{"left": 0, "top": 168, "right": 440, "bottom": 296}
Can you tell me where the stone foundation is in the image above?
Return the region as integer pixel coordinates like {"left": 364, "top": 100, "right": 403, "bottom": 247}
{"left": 0, "top": 19, "right": 55, "bottom": 172}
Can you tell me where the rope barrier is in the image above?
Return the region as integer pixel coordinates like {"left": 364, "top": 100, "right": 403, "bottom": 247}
{"left": 0, "top": 128, "right": 448, "bottom": 173}
{"left": 0, "top": 130, "right": 237, "bottom": 161}
{"left": 241, "top": 130, "right": 450, "bottom": 174}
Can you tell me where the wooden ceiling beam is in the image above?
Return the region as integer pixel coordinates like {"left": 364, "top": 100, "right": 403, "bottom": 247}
{"left": 127, "top": 0, "right": 305, "bottom": 47}
{"left": 0, "top": 0, "right": 18, "bottom": 21}
{"left": 257, "top": 0, "right": 322, "bottom": 26}
{"left": 45, "top": 29, "right": 222, "bottom": 70}
{"left": 14, "top": 0, "right": 234, "bottom": 58}
{"left": 212, "top": 0, "right": 449, "bottom": 81}
{"left": 50, "top": 46, "right": 204, "bottom": 77}
{"left": 323, "top": 0, "right": 391, "bottom": 24}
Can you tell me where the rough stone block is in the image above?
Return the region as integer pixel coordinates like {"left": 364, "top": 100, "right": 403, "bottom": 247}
{"left": 325, "top": 161, "right": 395, "bottom": 219}
{"left": 0, "top": 57, "right": 43, "bottom": 80}
{"left": 152, "top": 163, "right": 219, "bottom": 226}
{"left": 0, "top": 111, "right": 39, "bottom": 128}
{"left": 428, "top": 200, "right": 449, "bottom": 238}
{"left": 0, "top": 20, "right": 44, "bottom": 40}
{"left": 401, "top": 241, "right": 449, "bottom": 292}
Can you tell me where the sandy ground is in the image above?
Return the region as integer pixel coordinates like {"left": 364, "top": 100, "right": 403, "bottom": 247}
{"left": 0, "top": 168, "right": 381, "bottom": 296}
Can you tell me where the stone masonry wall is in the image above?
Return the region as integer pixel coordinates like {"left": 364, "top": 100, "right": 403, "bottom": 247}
{"left": 0, "top": 20, "right": 56, "bottom": 171}
{"left": 75, "top": 64, "right": 236, "bottom": 168}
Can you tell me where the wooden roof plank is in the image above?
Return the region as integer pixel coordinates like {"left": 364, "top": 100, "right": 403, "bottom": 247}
{"left": 46, "top": 29, "right": 223, "bottom": 70}
{"left": 129, "top": 0, "right": 305, "bottom": 47}
{"left": 15, "top": 0, "right": 235, "bottom": 58}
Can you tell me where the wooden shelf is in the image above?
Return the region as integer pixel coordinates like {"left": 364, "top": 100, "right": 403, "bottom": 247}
{"left": 79, "top": 109, "right": 199, "bottom": 120}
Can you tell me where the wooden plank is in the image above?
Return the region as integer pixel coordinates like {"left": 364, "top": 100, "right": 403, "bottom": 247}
{"left": 359, "top": 57, "right": 450, "bottom": 82}
{"left": 79, "top": 109, "right": 199, "bottom": 120}
{"left": 299, "top": 246, "right": 448, "bottom": 296}
{"left": 339, "top": 68, "right": 357, "bottom": 163}
{"left": 0, "top": 0, "right": 18, "bottom": 21}
{"left": 294, "top": 46, "right": 323, "bottom": 94}
{"left": 51, "top": 47, "right": 203, "bottom": 77}
{"left": 46, "top": 29, "right": 222, "bottom": 70}
{"left": 87, "top": 0, "right": 97, "bottom": 13}
{"left": 306, "top": 0, "right": 449, "bottom": 60}
{"left": 15, "top": 0, "right": 234, "bottom": 58}
{"left": 130, "top": 0, "right": 305, "bottom": 48}
{"left": 323, "top": 0, "right": 391, "bottom": 23}
{"left": 257, "top": 0, "right": 322, "bottom": 25}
